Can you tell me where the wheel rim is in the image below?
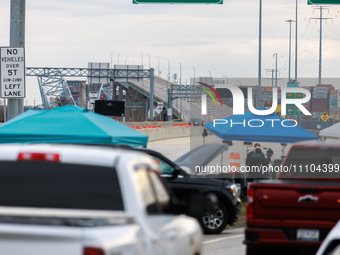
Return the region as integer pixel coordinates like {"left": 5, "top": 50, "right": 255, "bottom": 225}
{"left": 202, "top": 207, "right": 224, "bottom": 230}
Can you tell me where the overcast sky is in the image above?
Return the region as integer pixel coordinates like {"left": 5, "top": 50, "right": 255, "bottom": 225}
{"left": 0, "top": 0, "right": 340, "bottom": 105}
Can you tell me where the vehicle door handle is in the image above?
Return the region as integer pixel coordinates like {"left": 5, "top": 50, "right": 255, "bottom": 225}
{"left": 166, "top": 230, "right": 177, "bottom": 241}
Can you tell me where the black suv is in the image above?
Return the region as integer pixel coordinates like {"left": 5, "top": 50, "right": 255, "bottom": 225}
{"left": 131, "top": 143, "right": 241, "bottom": 234}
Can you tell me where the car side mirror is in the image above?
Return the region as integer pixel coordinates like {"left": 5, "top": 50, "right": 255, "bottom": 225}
{"left": 173, "top": 167, "right": 181, "bottom": 176}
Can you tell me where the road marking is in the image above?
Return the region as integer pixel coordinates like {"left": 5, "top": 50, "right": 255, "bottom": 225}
{"left": 203, "top": 234, "right": 244, "bottom": 244}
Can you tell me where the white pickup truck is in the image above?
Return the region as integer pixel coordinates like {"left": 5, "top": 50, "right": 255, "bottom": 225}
{"left": 0, "top": 144, "right": 203, "bottom": 255}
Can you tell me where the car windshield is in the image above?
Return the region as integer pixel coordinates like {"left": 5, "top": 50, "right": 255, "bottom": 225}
{"left": 281, "top": 148, "right": 340, "bottom": 178}
{"left": 0, "top": 161, "right": 124, "bottom": 211}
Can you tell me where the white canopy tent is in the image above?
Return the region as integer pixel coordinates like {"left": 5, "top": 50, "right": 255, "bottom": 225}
{"left": 319, "top": 123, "right": 340, "bottom": 138}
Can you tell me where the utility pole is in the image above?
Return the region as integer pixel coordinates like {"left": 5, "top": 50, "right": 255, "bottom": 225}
{"left": 294, "top": 0, "right": 298, "bottom": 88}
{"left": 191, "top": 66, "right": 195, "bottom": 86}
{"left": 310, "top": 6, "right": 332, "bottom": 85}
{"left": 273, "top": 53, "right": 278, "bottom": 87}
{"left": 149, "top": 68, "right": 154, "bottom": 120}
{"left": 9, "top": 0, "right": 25, "bottom": 120}
{"left": 258, "top": 0, "right": 262, "bottom": 108}
{"left": 265, "top": 69, "right": 275, "bottom": 86}
{"left": 285, "top": 19, "right": 295, "bottom": 86}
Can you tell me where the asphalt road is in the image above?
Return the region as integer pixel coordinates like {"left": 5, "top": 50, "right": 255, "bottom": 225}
{"left": 203, "top": 228, "right": 245, "bottom": 255}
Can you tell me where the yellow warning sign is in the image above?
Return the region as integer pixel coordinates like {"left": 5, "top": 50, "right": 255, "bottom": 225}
{"left": 320, "top": 112, "right": 329, "bottom": 122}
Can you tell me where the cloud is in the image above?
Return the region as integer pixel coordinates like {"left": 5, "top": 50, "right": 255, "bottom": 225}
{"left": 1, "top": 0, "right": 340, "bottom": 105}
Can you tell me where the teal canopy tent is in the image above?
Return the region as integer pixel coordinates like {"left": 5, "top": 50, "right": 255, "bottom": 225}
{"left": 0, "top": 105, "right": 148, "bottom": 147}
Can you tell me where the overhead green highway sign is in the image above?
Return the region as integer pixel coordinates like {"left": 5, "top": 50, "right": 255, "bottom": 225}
{"left": 308, "top": 0, "right": 340, "bottom": 4}
{"left": 133, "top": 0, "right": 223, "bottom": 4}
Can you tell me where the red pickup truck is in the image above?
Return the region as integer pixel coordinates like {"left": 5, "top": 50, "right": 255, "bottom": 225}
{"left": 244, "top": 141, "right": 340, "bottom": 255}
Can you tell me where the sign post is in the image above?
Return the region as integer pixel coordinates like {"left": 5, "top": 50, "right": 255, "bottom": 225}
{"left": 0, "top": 47, "right": 25, "bottom": 99}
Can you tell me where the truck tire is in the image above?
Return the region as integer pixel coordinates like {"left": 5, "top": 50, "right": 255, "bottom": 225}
{"left": 199, "top": 201, "right": 228, "bottom": 234}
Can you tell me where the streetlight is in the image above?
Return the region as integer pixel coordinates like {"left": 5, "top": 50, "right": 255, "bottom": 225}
{"left": 125, "top": 57, "right": 128, "bottom": 65}
{"left": 236, "top": 80, "right": 241, "bottom": 86}
{"left": 111, "top": 52, "right": 114, "bottom": 69}
{"left": 167, "top": 59, "right": 170, "bottom": 87}
{"left": 167, "top": 59, "right": 171, "bottom": 122}
{"left": 147, "top": 53, "right": 151, "bottom": 69}
{"left": 140, "top": 51, "right": 143, "bottom": 66}
{"left": 273, "top": 53, "right": 278, "bottom": 87}
{"left": 207, "top": 71, "right": 211, "bottom": 77}
{"left": 156, "top": 56, "right": 160, "bottom": 76}
{"left": 286, "top": 19, "right": 295, "bottom": 86}
{"left": 178, "top": 62, "right": 183, "bottom": 117}
{"left": 191, "top": 66, "right": 195, "bottom": 86}
{"left": 223, "top": 75, "right": 228, "bottom": 84}
{"left": 117, "top": 54, "right": 120, "bottom": 65}
{"left": 178, "top": 62, "right": 182, "bottom": 85}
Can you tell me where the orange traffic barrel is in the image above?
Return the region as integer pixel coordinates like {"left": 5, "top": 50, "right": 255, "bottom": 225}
{"left": 130, "top": 126, "right": 134, "bottom": 129}
{"left": 157, "top": 125, "right": 162, "bottom": 128}
{"left": 229, "top": 153, "right": 241, "bottom": 173}
{"left": 142, "top": 126, "right": 147, "bottom": 129}
{"left": 136, "top": 126, "right": 141, "bottom": 130}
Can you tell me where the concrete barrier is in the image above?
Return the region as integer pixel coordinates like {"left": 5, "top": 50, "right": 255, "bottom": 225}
{"left": 124, "top": 121, "right": 186, "bottom": 129}
{"left": 138, "top": 126, "right": 204, "bottom": 142}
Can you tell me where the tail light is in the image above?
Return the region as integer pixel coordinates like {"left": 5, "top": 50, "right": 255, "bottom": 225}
{"left": 246, "top": 188, "right": 254, "bottom": 219}
{"left": 83, "top": 247, "right": 105, "bottom": 255}
{"left": 18, "top": 152, "right": 60, "bottom": 162}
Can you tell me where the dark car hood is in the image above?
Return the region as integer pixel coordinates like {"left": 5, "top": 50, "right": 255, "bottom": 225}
{"left": 174, "top": 143, "right": 229, "bottom": 173}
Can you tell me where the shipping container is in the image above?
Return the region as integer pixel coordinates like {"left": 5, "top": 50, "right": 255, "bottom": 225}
{"left": 314, "top": 86, "right": 328, "bottom": 90}
{"left": 313, "top": 90, "right": 328, "bottom": 93}
{"left": 261, "top": 87, "right": 273, "bottom": 92}
{"left": 312, "top": 95, "right": 327, "bottom": 99}
{"left": 313, "top": 95, "right": 328, "bottom": 97}
{"left": 316, "top": 84, "right": 334, "bottom": 88}
{"left": 312, "top": 108, "right": 327, "bottom": 111}
{"left": 312, "top": 98, "right": 328, "bottom": 102}
{"left": 312, "top": 112, "right": 324, "bottom": 117}
{"left": 330, "top": 90, "right": 337, "bottom": 94}
{"left": 312, "top": 104, "right": 328, "bottom": 107}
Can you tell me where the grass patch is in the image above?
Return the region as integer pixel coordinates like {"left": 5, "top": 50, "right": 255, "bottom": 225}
{"left": 226, "top": 201, "right": 246, "bottom": 229}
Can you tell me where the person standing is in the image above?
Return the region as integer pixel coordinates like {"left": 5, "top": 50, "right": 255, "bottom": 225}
{"left": 245, "top": 143, "right": 269, "bottom": 184}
